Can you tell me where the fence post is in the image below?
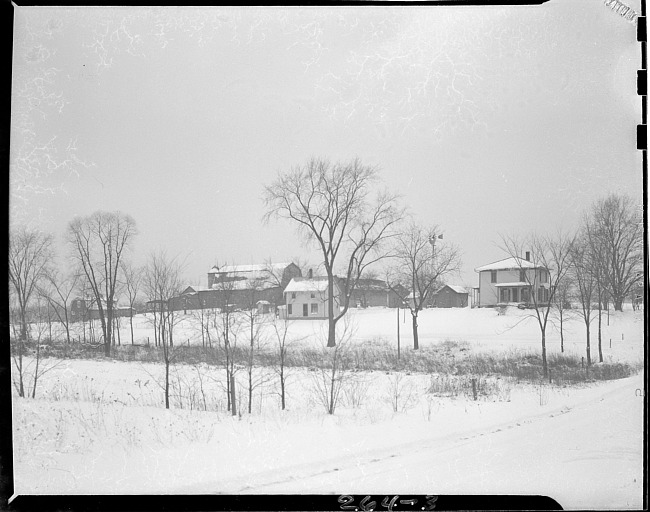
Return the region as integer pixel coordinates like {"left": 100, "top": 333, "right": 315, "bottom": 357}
{"left": 471, "top": 378, "right": 477, "bottom": 401}
{"left": 549, "top": 369, "right": 552, "bottom": 384}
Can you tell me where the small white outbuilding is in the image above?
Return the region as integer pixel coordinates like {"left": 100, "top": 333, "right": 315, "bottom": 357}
{"left": 283, "top": 277, "right": 342, "bottom": 319}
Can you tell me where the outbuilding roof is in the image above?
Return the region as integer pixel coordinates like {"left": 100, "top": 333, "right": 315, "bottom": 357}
{"left": 208, "top": 262, "right": 293, "bottom": 274}
{"left": 439, "top": 284, "right": 467, "bottom": 294}
{"left": 181, "top": 285, "right": 211, "bottom": 294}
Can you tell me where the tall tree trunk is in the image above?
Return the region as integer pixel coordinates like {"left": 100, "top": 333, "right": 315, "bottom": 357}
{"left": 164, "top": 355, "right": 170, "bottom": 409}
{"left": 586, "top": 322, "right": 591, "bottom": 366}
{"left": 130, "top": 315, "right": 134, "bottom": 345}
{"left": 17, "top": 341, "right": 25, "bottom": 397}
{"left": 280, "top": 369, "right": 286, "bottom": 410}
{"left": 201, "top": 312, "right": 205, "bottom": 348}
{"left": 327, "top": 273, "right": 336, "bottom": 347}
{"left": 31, "top": 343, "right": 41, "bottom": 399}
{"left": 614, "top": 297, "right": 623, "bottom": 312}
{"left": 153, "top": 313, "right": 158, "bottom": 347}
{"left": 248, "top": 317, "right": 254, "bottom": 414}
{"left": 64, "top": 311, "right": 71, "bottom": 344}
{"left": 20, "top": 307, "right": 28, "bottom": 341}
{"left": 101, "top": 314, "right": 111, "bottom": 356}
{"left": 597, "top": 298, "right": 603, "bottom": 363}
{"left": 225, "top": 348, "right": 231, "bottom": 411}
{"left": 248, "top": 367, "right": 253, "bottom": 414}
{"left": 541, "top": 330, "right": 548, "bottom": 378}
{"left": 47, "top": 304, "right": 52, "bottom": 342}
{"left": 329, "top": 365, "right": 336, "bottom": 415}
{"left": 412, "top": 312, "right": 419, "bottom": 350}
{"left": 560, "top": 310, "right": 564, "bottom": 353}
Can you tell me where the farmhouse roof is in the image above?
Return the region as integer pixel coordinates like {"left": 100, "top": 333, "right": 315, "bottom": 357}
{"left": 474, "top": 257, "right": 542, "bottom": 272}
{"left": 284, "top": 277, "right": 332, "bottom": 293}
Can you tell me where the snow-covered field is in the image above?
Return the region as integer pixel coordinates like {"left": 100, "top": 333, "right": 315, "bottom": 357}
{"left": 11, "top": 307, "right": 645, "bottom": 509}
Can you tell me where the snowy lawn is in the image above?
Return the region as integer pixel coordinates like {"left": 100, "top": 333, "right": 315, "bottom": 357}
{"left": 58, "top": 305, "right": 644, "bottom": 362}
{"left": 11, "top": 307, "right": 644, "bottom": 508}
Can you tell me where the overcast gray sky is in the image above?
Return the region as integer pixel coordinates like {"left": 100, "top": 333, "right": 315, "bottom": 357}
{"left": 11, "top": 1, "right": 643, "bottom": 289}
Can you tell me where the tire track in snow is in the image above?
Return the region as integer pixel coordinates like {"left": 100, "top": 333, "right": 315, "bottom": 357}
{"left": 175, "top": 374, "right": 642, "bottom": 494}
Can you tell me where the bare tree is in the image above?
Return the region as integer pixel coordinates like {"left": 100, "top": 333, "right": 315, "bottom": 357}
{"left": 74, "top": 276, "right": 95, "bottom": 344}
{"left": 189, "top": 305, "right": 210, "bottom": 348}
{"left": 569, "top": 236, "right": 597, "bottom": 367}
{"left": 9, "top": 226, "right": 54, "bottom": 341}
{"left": 263, "top": 157, "right": 402, "bottom": 347}
{"left": 270, "top": 316, "right": 300, "bottom": 410}
{"left": 500, "top": 231, "right": 575, "bottom": 378}
{"left": 242, "top": 278, "right": 271, "bottom": 414}
{"left": 583, "top": 218, "right": 611, "bottom": 363}
{"left": 386, "top": 222, "right": 462, "bottom": 350}
{"left": 67, "top": 211, "right": 137, "bottom": 355}
{"left": 38, "top": 269, "right": 80, "bottom": 345}
{"left": 209, "top": 267, "right": 241, "bottom": 412}
{"left": 587, "top": 194, "right": 643, "bottom": 311}
{"left": 142, "top": 251, "right": 184, "bottom": 409}
{"left": 12, "top": 296, "right": 63, "bottom": 398}
{"left": 120, "top": 260, "right": 143, "bottom": 345}
{"left": 310, "top": 318, "right": 355, "bottom": 415}
{"left": 551, "top": 274, "right": 574, "bottom": 353}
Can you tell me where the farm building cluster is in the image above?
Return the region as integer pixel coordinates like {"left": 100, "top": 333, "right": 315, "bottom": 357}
{"left": 69, "top": 250, "right": 585, "bottom": 323}
{"left": 67, "top": 261, "right": 477, "bottom": 322}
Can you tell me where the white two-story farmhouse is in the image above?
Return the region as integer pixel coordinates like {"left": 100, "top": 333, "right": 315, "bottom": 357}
{"left": 474, "top": 253, "right": 550, "bottom": 308}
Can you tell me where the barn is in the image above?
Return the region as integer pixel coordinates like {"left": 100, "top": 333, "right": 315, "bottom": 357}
{"left": 171, "top": 262, "right": 302, "bottom": 313}
{"left": 342, "top": 278, "right": 407, "bottom": 308}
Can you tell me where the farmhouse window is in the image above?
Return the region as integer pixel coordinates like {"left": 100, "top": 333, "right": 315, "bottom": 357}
{"left": 291, "top": 292, "right": 296, "bottom": 299}
{"left": 288, "top": 304, "right": 292, "bottom": 315}
{"left": 540, "top": 271, "right": 548, "bottom": 283}
{"left": 491, "top": 270, "right": 497, "bottom": 283}
{"left": 311, "top": 292, "right": 315, "bottom": 298}
{"left": 519, "top": 270, "right": 526, "bottom": 282}
{"left": 311, "top": 303, "right": 318, "bottom": 314}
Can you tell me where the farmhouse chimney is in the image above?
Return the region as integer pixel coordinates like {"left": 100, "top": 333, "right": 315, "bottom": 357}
{"left": 525, "top": 251, "right": 530, "bottom": 261}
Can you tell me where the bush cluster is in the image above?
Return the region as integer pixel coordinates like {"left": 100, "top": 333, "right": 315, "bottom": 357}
{"left": 10, "top": 336, "right": 640, "bottom": 385}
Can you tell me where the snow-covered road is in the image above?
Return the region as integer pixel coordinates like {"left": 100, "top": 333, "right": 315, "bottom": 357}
{"left": 197, "top": 374, "right": 644, "bottom": 510}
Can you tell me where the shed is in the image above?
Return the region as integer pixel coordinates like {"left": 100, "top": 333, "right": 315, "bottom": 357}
{"left": 432, "top": 285, "right": 469, "bottom": 308}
